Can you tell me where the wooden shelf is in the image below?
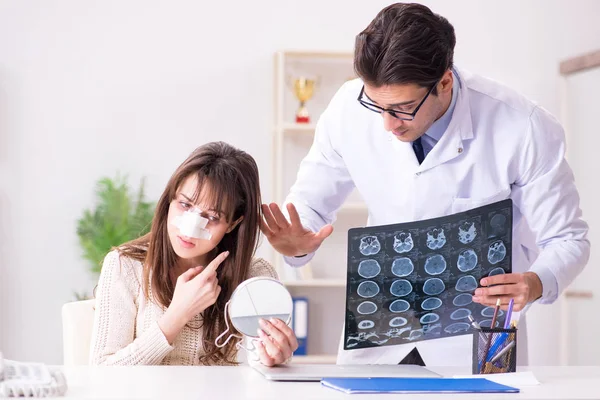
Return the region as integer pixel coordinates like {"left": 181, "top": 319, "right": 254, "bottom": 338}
{"left": 279, "top": 122, "right": 316, "bottom": 133}
{"left": 291, "top": 354, "right": 337, "bottom": 364}
{"left": 283, "top": 278, "right": 346, "bottom": 288}
{"left": 340, "top": 202, "right": 367, "bottom": 212}
{"left": 277, "top": 50, "right": 353, "bottom": 59}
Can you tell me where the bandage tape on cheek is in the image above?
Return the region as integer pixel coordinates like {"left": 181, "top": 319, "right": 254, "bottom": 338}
{"left": 172, "top": 210, "right": 213, "bottom": 240}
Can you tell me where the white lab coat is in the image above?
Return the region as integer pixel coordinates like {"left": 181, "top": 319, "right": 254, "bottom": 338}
{"left": 283, "top": 67, "right": 589, "bottom": 367}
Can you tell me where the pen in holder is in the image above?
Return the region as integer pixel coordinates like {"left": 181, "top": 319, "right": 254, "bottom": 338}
{"left": 472, "top": 327, "right": 517, "bottom": 374}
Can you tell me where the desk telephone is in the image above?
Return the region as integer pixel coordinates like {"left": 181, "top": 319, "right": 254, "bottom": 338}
{"left": 0, "top": 352, "right": 67, "bottom": 397}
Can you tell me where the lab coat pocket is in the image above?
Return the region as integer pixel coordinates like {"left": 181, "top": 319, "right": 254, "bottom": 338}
{"left": 451, "top": 187, "right": 512, "bottom": 214}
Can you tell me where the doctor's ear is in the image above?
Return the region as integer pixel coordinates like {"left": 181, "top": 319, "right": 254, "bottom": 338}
{"left": 438, "top": 70, "right": 454, "bottom": 94}
{"left": 226, "top": 216, "right": 244, "bottom": 233}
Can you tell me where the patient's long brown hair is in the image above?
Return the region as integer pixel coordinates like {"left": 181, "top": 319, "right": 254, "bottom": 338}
{"left": 118, "top": 141, "right": 261, "bottom": 365}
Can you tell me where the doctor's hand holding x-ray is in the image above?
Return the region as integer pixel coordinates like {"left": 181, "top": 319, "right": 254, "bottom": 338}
{"left": 262, "top": 3, "right": 589, "bottom": 366}
{"left": 473, "top": 271, "right": 543, "bottom": 311}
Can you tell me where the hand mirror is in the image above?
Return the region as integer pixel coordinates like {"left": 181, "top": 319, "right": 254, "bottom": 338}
{"left": 215, "top": 276, "right": 293, "bottom": 350}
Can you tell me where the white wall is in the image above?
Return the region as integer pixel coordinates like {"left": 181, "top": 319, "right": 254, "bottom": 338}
{"left": 0, "top": 0, "right": 598, "bottom": 364}
{"left": 561, "top": 67, "right": 600, "bottom": 365}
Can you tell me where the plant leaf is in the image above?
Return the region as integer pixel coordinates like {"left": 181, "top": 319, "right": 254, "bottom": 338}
{"left": 76, "top": 174, "right": 156, "bottom": 276}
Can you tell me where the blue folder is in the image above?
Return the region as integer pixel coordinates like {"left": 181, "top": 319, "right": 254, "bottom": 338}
{"left": 321, "top": 377, "right": 519, "bottom": 394}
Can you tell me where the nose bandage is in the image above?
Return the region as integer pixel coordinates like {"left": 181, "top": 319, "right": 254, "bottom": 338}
{"left": 172, "top": 209, "right": 213, "bottom": 240}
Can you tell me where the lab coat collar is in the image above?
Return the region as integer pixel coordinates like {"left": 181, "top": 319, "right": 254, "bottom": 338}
{"left": 408, "top": 66, "right": 474, "bottom": 173}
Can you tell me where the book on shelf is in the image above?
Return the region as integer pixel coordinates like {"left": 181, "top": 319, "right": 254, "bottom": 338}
{"left": 291, "top": 297, "right": 308, "bottom": 356}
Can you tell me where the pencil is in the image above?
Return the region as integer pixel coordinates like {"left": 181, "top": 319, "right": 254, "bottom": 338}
{"left": 480, "top": 298, "right": 501, "bottom": 373}
{"left": 490, "top": 298, "right": 501, "bottom": 329}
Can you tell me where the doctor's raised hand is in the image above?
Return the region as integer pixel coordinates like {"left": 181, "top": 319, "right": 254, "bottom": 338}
{"left": 260, "top": 202, "right": 333, "bottom": 257}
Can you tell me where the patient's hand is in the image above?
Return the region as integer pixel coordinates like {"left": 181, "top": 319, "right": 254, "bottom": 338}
{"left": 254, "top": 318, "right": 299, "bottom": 367}
{"left": 158, "top": 251, "right": 229, "bottom": 344}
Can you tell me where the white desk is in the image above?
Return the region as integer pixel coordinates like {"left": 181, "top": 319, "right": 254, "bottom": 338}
{"left": 58, "top": 366, "right": 600, "bottom": 399}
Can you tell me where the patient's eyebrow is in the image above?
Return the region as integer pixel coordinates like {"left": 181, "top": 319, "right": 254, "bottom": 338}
{"left": 178, "top": 193, "right": 224, "bottom": 215}
{"left": 179, "top": 193, "right": 193, "bottom": 202}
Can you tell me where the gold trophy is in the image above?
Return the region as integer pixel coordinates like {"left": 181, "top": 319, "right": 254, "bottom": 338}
{"left": 291, "top": 77, "right": 317, "bottom": 123}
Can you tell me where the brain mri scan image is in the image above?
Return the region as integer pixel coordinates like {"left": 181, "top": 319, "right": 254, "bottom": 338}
{"left": 457, "top": 249, "right": 478, "bottom": 272}
{"left": 389, "top": 299, "right": 410, "bottom": 313}
{"left": 420, "top": 313, "right": 440, "bottom": 324}
{"left": 444, "top": 322, "right": 471, "bottom": 334}
{"left": 408, "top": 329, "right": 424, "bottom": 341}
{"left": 358, "top": 320, "right": 375, "bottom": 330}
{"left": 421, "top": 297, "right": 442, "bottom": 311}
{"left": 393, "top": 232, "right": 414, "bottom": 254}
{"left": 488, "top": 267, "right": 506, "bottom": 277}
{"left": 450, "top": 308, "right": 472, "bottom": 320}
{"left": 426, "top": 228, "right": 447, "bottom": 250}
{"left": 455, "top": 275, "right": 478, "bottom": 292}
{"left": 458, "top": 221, "right": 477, "bottom": 244}
{"left": 487, "top": 240, "right": 507, "bottom": 264}
{"left": 389, "top": 317, "right": 408, "bottom": 327}
{"left": 423, "top": 323, "right": 442, "bottom": 334}
{"left": 489, "top": 213, "right": 507, "bottom": 236}
{"left": 357, "top": 281, "right": 380, "bottom": 298}
{"left": 358, "top": 259, "right": 381, "bottom": 278}
{"left": 357, "top": 301, "right": 378, "bottom": 315}
{"left": 359, "top": 236, "right": 381, "bottom": 256}
{"left": 453, "top": 293, "right": 473, "bottom": 307}
{"left": 423, "top": 278, "right": 446, "bottom": 296}
{"left": 391, "top": 257, "right": 414, "bottom": 277}
{"left": 480, "top": 319, "right": 500, "bottom": 328}
{"left": 424, "top": 254, "right": 447, "bottom": 275}
{"left": 481, "top": 306, "right": 504, "bottom": 318}
{"left": 390, "top": 279, "right": 413, "bottom": 297}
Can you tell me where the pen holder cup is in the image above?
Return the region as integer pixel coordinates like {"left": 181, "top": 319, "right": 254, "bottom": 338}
{"left": 472, "top": 327, "right": 517, "bottom": 374}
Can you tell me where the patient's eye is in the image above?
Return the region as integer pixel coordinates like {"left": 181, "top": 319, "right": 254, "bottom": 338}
{"left": 207, "top": 214, "right": 220, "bottom": 222}
{"left": 178, "top": 201, "right": 191, "bottom": 209}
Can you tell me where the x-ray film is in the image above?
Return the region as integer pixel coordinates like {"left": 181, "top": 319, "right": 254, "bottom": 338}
{"left": 344, "top": 199, "right": 512, "bottom": 350}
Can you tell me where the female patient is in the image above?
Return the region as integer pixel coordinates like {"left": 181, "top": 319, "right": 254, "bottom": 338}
{"left": 89, "top": 142, "right": 298, "bottom": 366}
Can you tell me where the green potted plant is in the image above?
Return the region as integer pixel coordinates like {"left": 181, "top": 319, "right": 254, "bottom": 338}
{"left": 75, "top": 175, "right": 155, "bottom": 298}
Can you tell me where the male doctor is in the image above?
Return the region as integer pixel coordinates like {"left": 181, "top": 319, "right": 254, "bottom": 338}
{"left": 261, "top": 3, "right": 589, "bottom": 366}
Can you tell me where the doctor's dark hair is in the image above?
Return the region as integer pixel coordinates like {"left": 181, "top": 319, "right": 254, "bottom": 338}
{"left": 354, "top": 3, "right": 456, "bottom": 93}
{"left": 117, "top": 141, "right": 262, "bottom": 365}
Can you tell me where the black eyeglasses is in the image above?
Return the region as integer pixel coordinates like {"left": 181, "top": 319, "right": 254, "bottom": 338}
{"left": 357, "top": 82, "right": 437, "bottom": 121}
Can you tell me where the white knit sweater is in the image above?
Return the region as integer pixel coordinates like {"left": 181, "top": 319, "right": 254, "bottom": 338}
{"left": 89, "top": 250, "right": 277, "bottom": 366}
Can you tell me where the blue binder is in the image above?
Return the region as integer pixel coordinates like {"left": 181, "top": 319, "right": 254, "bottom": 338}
{"left": 321, "top": 377, "right": 519, "bottom": 394}
{"left": 291, "top": 297, "right": 308, "bottom": 356}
